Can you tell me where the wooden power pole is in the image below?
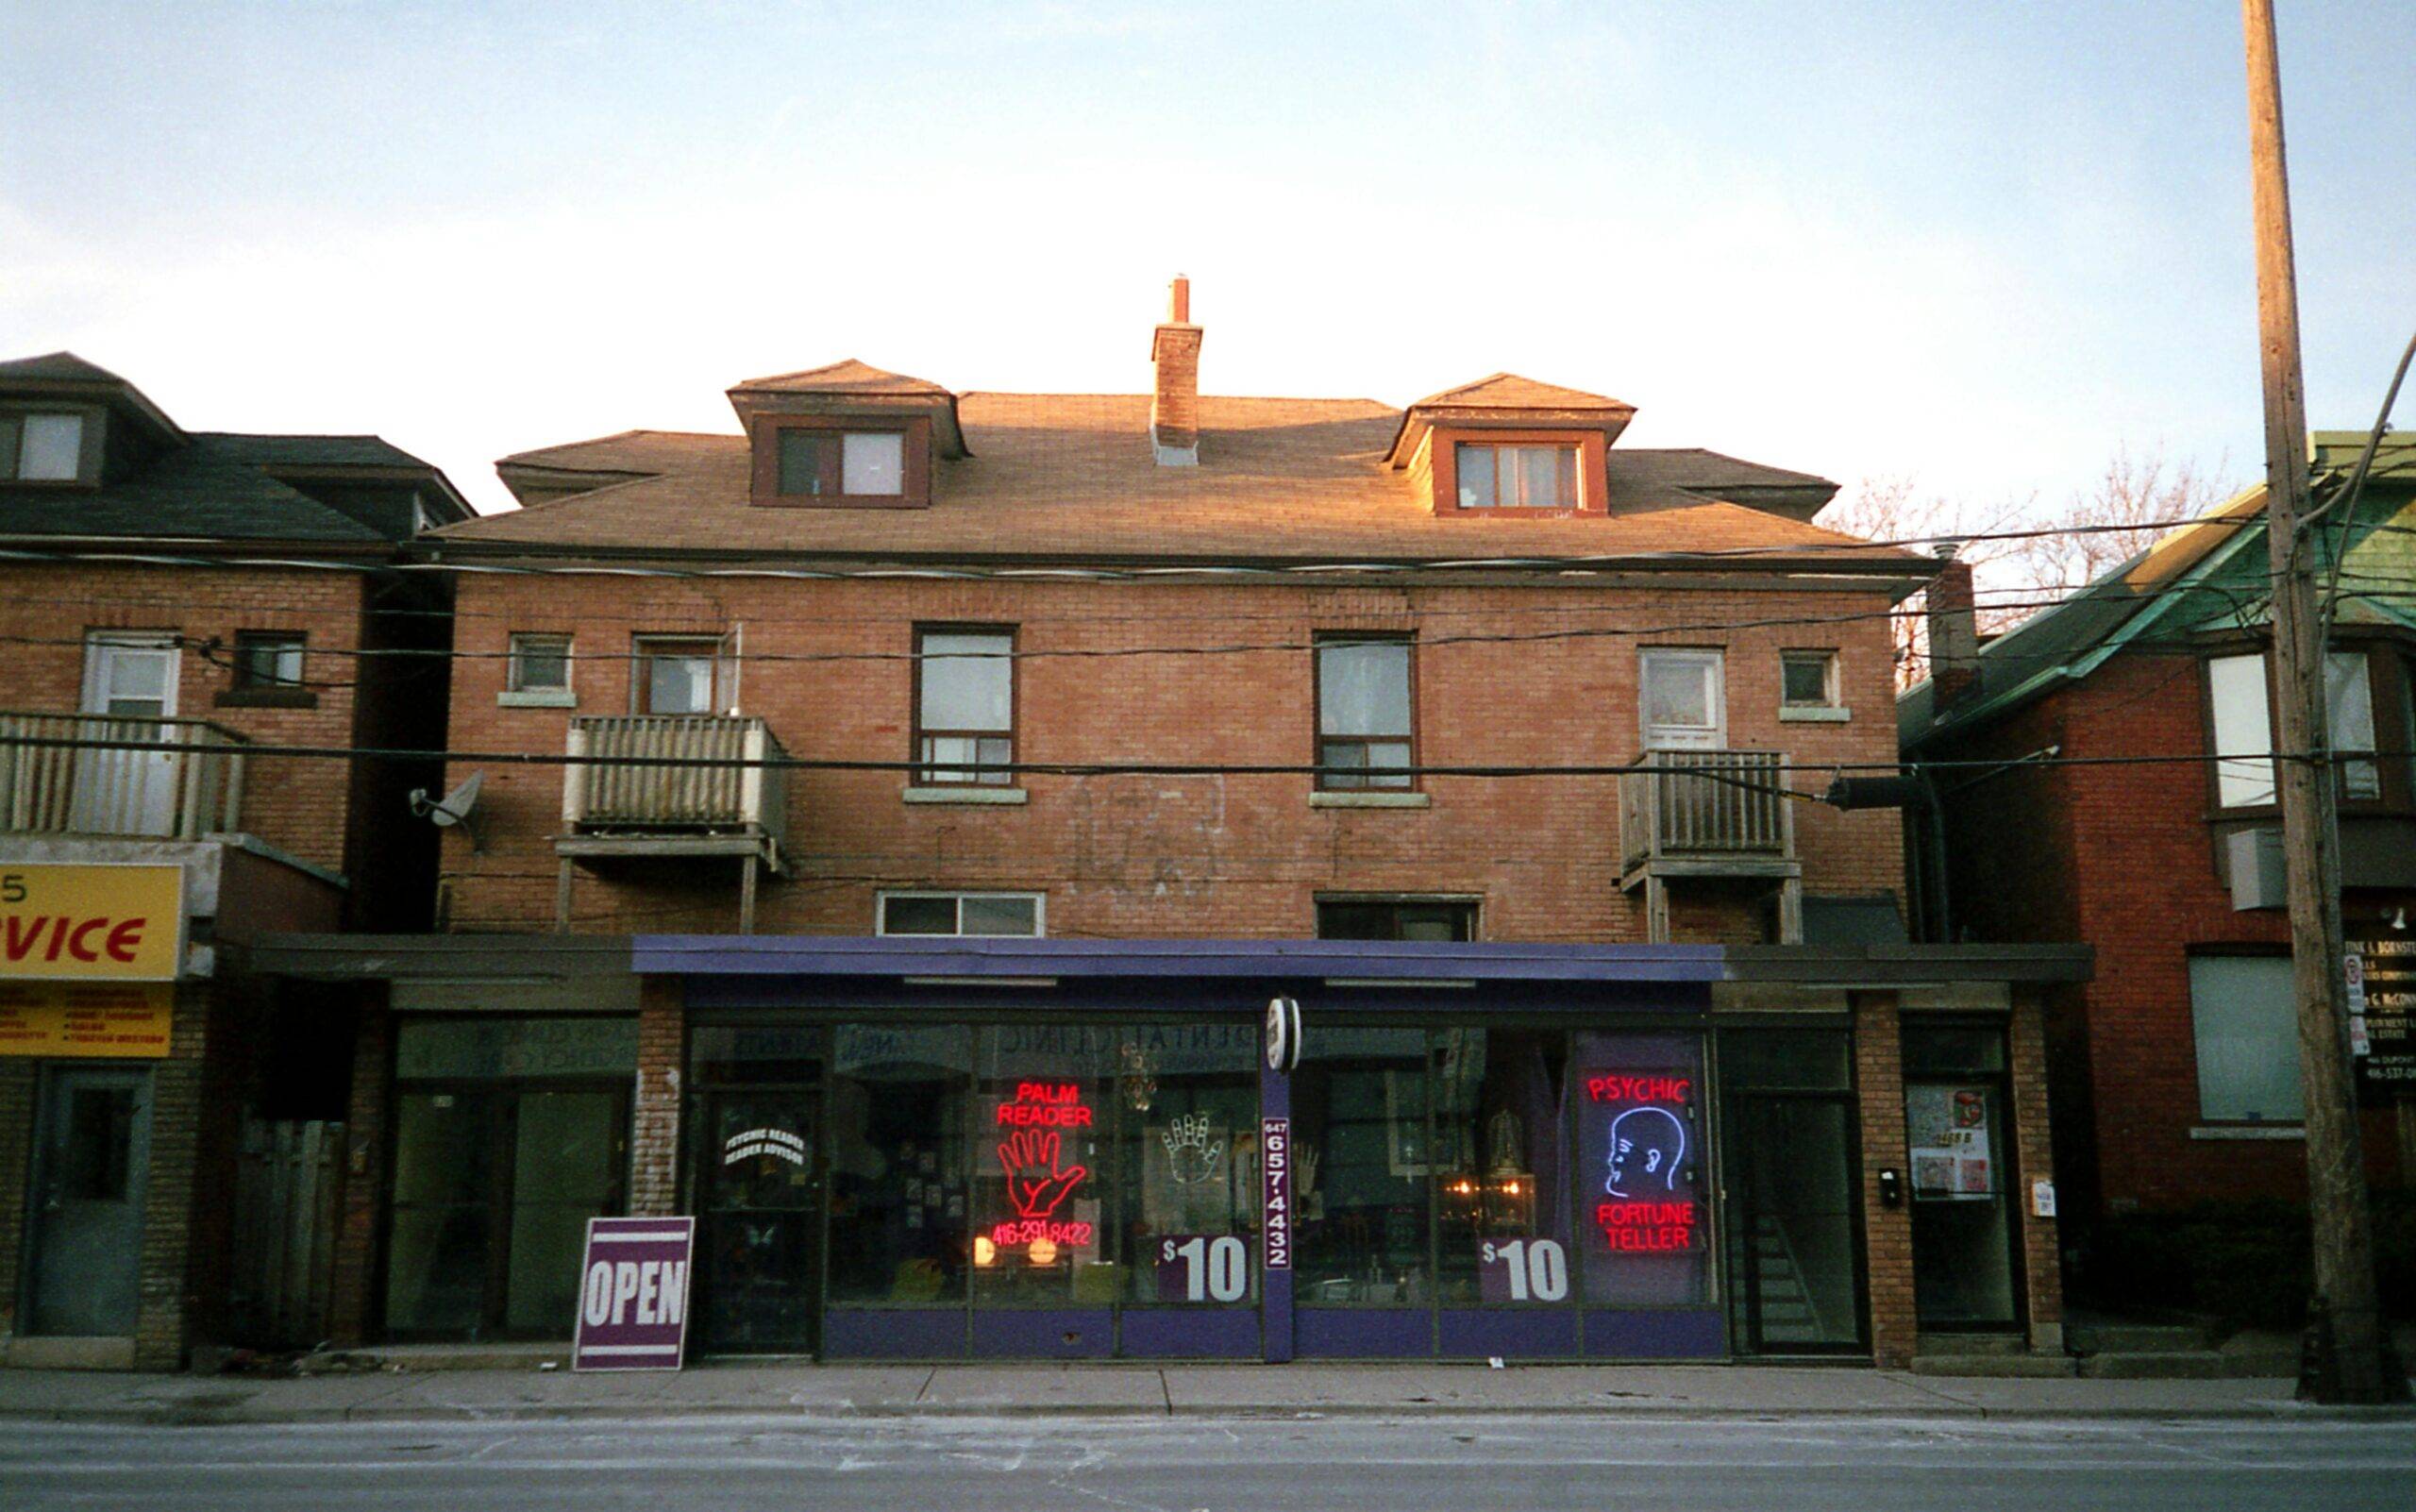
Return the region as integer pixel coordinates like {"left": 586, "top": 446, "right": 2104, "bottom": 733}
{"left": 2240, "top": 0, "right": 2405, "bottom": 1403}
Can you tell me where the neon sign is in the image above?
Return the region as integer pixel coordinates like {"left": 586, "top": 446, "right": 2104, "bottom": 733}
{"left": 990, "top": 1084, "right": 1096, "bottom": 1259}
{"left": 995, "top": 1082, "right": 1094, "bottom": 1128}
{"left": 1586, "top": 1070, "right": 1701, "bottom": 1252}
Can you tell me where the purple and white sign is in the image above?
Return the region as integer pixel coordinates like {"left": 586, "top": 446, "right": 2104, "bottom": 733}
{"left": 1155, "top": 1235, "right": 1250, "bottom": 1302}
{"left": 1261, "top": 1117, "right": 1292, "bottom": 1270}
{"left": 571, "top": 1216, "right": 695, "bottom": 1371}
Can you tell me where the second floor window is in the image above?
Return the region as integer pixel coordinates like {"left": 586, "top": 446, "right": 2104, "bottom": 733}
{"left": 1640, "top": 648, "right": 1726, "bottom": 748}
{"left": 634, "top": 635, "right": 731, "bottom": 715}
{"left": 915, "top": 628, "right": 1014, "bottom": 784}
{"left": 232, "top": 631, "right": 305, "bottom": 688}
{"left": 1455, "top": 442, "right": 1578, "bottom": 509}
{"left": 508, "top": 633, "right": 573, "bottom": 693}
{"left": 1316, "top": 634, "right": 1414, "bottom": 789}
{"left": 2208, "top": 649, "right": 2382, "bottom": 807}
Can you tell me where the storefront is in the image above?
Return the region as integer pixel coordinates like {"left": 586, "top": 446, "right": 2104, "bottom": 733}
{"left": 278, "top": 935, "right": 2081, "bottom": 1365}
{"left": 604, "top": 936, "right": 2089, "bottom": 1367}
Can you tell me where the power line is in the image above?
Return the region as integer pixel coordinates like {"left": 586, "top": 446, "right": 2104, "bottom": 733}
{"left": 0, "top": 728, "right": 2399, "bottom": 781}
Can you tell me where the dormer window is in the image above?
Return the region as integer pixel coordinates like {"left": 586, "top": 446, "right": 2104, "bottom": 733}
{"left": 777, "top": 428, "right": 906, "bottom": 498}
{"left": 1455, "top": 442, "right": 1578, "bottom": 509}
{"left": 749, "top": 414, "right": 930, "bottom": 508}
{"left": 3, "top": 412, "right": 87, "bottom": 482}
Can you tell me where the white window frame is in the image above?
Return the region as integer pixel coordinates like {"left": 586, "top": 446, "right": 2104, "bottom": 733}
{"left": 876, "top": 890, "right": 1047, "bottom": 938}
{"left": 1639, "top": 647, "right": 1727, "bottom": 749}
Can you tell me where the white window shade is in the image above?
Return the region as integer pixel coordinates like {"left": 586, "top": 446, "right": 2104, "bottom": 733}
{"left": 843, "top": 431, "right": 905, "bottom": 496}
{"left": 18, "top": 413, "right": 84, "bottom": 480}
{"left": 2207, "top": 654, "right": 2274, "bottom": 807}
{"left": 2190, "top": 955, "right": 2303, "bottom": 1122}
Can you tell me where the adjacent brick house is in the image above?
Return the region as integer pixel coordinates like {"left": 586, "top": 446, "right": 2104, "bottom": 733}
{"left": 271, "top": 283, "right": 2084, "bottom": 1369}
{"left": 0, "top": 353, "right": 467, "bottom": 1368}
{"left": 1901, "top": 436, "right": 2416, "bottom": 1262}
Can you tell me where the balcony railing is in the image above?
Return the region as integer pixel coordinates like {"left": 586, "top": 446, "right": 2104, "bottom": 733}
{"left": 0, "top": 711, "right": 249, "bottom": 839}
{"left": 1619, "top": 748, "right": 1795, "bottom": 876}
{"left": 562, "top": 714, "right": 789, "bottom": 845}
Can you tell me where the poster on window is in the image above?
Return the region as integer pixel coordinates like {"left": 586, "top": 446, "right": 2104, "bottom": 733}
{"left": 2353, "top": 937, "right": 2416, "bottom": 1100}
{"left": 1905, "top": 1085, "right": 1996, "bottom": 1201}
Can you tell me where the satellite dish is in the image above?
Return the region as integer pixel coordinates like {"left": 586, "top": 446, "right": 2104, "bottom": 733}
{"left": 409, "top": 772, "right": 485, "bottom": 850}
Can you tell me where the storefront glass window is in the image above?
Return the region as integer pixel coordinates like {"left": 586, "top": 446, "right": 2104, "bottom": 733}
{"left": 1571, "top": 1030, "right": 1711, "bottom": 1306}
{"left": 973, "top": 1025, "right": 1116, "bottom": 1304}
{"left": 1434, "top": 1029, "right": 1573, "bottom": 1306}
{"left": 385, "top": 1016, "right": 634, "bottom": 1340}
{"left": 1295, "top": 1028, "right": 1434, "bottom": 1305}
{"left": 827, "top": 1025, "right": 972, "bottom": 1305}
{"left": 1116, "top": 1024, "right": 1261, "bottom": 1306}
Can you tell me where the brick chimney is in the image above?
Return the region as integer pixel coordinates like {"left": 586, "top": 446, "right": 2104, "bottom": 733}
{"left": 1927, "top": 552, "right": 1981, "bottom": 711}
{"left": 1149, "top": 275, "right": 1201, "bottom": 466}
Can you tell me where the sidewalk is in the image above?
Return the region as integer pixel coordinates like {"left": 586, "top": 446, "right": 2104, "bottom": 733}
{"left": 3, "top": 1361, "right": 2406, "bottom": 1426}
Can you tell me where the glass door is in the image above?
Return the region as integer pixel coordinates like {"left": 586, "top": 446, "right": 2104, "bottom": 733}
{"left": 24, "top": 1067, "right": 152, "bottom": 1336}
{"left": 1727, "top": 1095, "right": 1866, "bottom": 1352}
{"left": 1903, "top": 1024, "right": 2022, "bottom": 1329}
{"left": 696, "top": 1088, "right": 823, "bottom": 1353}
{"left": 384, "top": 1083, "right": 629, "bottom": 1339}
{"left": 76, "top": 632, "right": 180, "bottom": 834}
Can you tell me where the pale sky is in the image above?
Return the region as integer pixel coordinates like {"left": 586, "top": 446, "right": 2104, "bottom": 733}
{"left": 5, "top": 2, "right": 2410, "bottom": 521}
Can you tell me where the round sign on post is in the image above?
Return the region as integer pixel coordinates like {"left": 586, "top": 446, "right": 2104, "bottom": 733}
{"left": 1265, "top": 996, "right": 1301, "bottom": 1072}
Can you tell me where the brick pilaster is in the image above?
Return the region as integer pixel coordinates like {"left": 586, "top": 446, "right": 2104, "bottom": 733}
{"left": 1854, "top": 991, "right": 1917, "bottom": 1368}
{"left": 327, "top": 991, "right": 389, "bottom": 1346}
{"left": 2009, "top": 989, "right": 2065, "bottom": 1351}
{"left": 629, "top": 977, "right": 684, "bottom": 1218}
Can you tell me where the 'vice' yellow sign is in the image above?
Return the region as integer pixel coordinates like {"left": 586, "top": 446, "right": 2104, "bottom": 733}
{"left": 0, "top": 863, "right": 185, "bottom": 982}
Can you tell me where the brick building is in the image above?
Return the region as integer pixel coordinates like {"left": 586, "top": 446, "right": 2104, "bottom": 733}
{"left": 271, "top": 283, "right": 2084, "bottom": 1369}
{"left": 1901, "top": 436, "right": 2416, "bottom": 1260}
{"left": 0, "top": 353, "right": 467, "bottom": 1368}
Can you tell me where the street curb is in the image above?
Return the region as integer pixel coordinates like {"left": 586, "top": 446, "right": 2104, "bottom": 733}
{"left": 5, "top": 1398, "right": 2412, "bottom": 1426}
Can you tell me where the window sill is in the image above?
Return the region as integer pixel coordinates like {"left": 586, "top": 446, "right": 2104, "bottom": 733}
{"left": 497, "top": 688, "right": 579, "bottom": 709}
{"left": 1780, "top": 705, "right": 1852, "bottom": 723}
{"left": 214, "top": 686, "right": 318, "bottom": 710}
{"left": 1311, "top": 790, "right": 1431, "bottom": 809}
{"left": 2188, "top": 1124, "right": 2305, "bottom": 1140}
{"left": 904, "top": 786, "right": 1029, "bottom": 805}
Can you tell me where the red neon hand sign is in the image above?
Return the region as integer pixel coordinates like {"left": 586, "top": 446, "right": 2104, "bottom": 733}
{"left": 998, "top": 1130, "right": 1088, "bottom": 1220}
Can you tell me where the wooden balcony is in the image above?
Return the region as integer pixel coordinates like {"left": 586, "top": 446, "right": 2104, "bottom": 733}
{"left": 555, "top": 714, "right": 789, "bottom": 932}
{"left": 0, "top": 711, "right": 248, "bottom": 839}
{"left": 1619, "top": 748, "right": 1802, "bottom": 943}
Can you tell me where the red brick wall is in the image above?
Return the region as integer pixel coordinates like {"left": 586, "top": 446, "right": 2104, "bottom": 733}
{"left": 438, "top": 575, "right": 1910, "bottom": 938}
{"left": 1929, "top": 649, "right": 2408, "bottom": 1214}
{"left": 0, "top": 563, "right": 369, "bottom": 882}
{"left": 2008, "top": 991, "right": 2064, "bottom": 1344}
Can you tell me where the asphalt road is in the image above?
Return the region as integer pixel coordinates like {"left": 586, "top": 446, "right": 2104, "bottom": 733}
{"left": 2, "top": 1413, "right": 2411, "bottom": 1510}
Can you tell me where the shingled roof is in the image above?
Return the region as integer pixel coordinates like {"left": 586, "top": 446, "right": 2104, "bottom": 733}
{"left": 450, "top": 391, "right": 1907, "bottom": 570}
{"left": 0, "top": 350, "right": 467, "bottom": 546}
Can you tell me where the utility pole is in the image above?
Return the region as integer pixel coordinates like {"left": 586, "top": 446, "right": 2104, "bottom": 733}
{"left": 2240, "top": 0, "right": 2405, "bottom": 1403}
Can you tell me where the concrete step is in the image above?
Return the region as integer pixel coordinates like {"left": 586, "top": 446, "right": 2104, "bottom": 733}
{"left": 2068, "top": 1322, "right": 2217, "bottom": 1354}
{"left": 2078, "top": 1351, "right": 2232, "bottom": 1380}
{"left": 1910, "top": 1352, "right": 2079, "bottom": 1379}
{"left": 1919, "top": 1333, "right": 2030, "bottom": 1356}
